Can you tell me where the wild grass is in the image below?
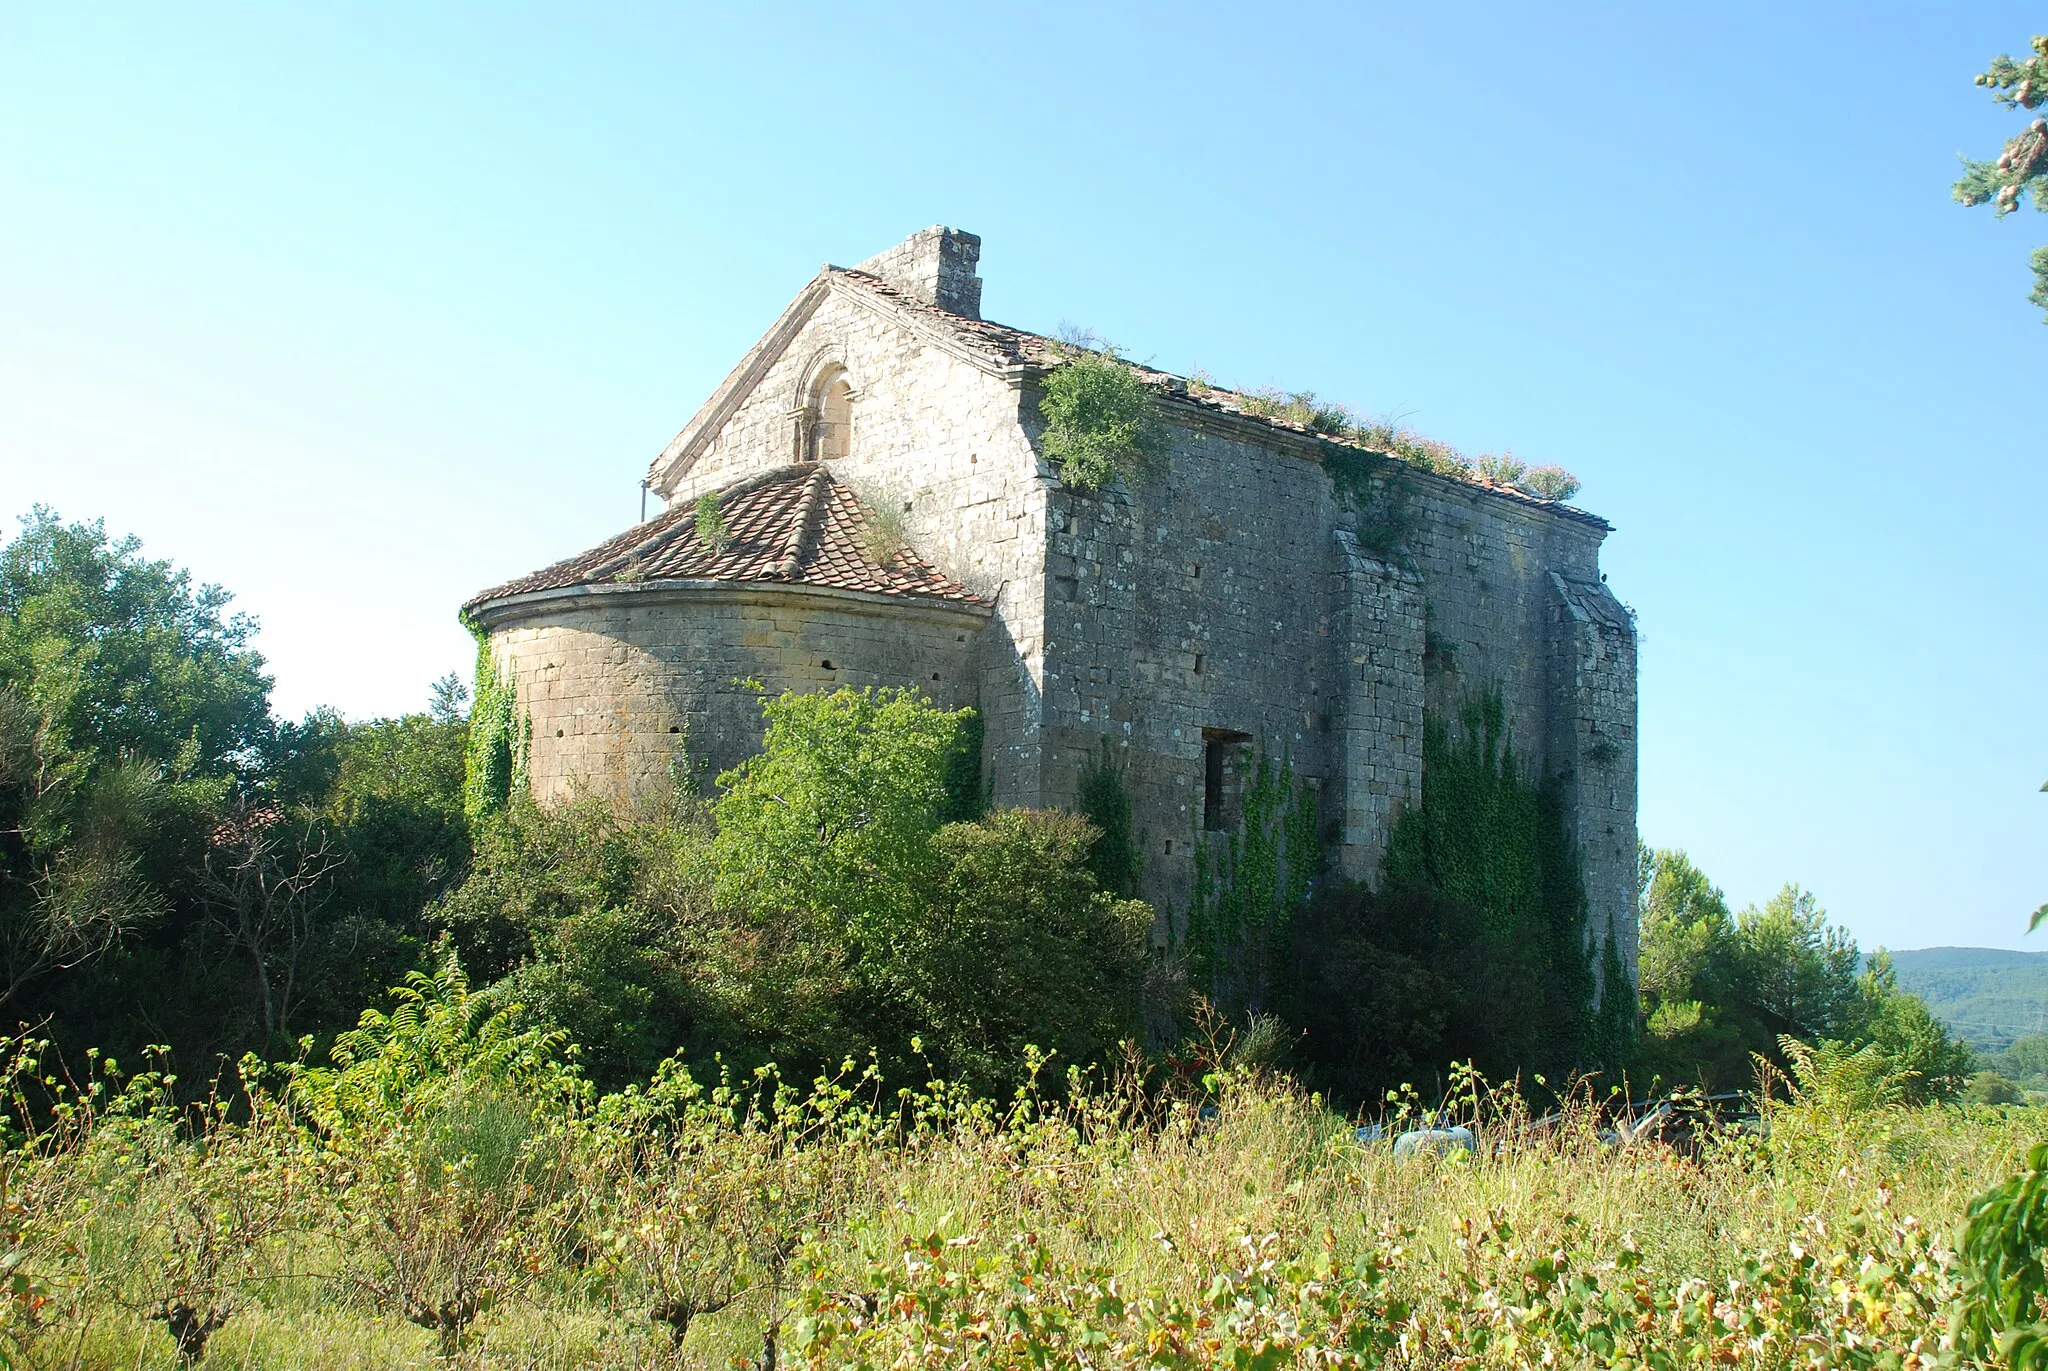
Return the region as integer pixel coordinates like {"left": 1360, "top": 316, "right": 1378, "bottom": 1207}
{"left": 8, "top": 1027, "right": 2037, "bottom": 1369}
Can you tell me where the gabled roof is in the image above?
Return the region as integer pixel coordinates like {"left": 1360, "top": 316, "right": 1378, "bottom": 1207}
{"left": 649, "top": 262, "right": 1607, "bottom": 530}
{"left": 465, "top": 464, "right": 990, "bottom": 612}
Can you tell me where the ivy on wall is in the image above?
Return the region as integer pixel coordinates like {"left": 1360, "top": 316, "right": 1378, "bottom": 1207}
{"left": 462, "top": 619, "right": 529, "bottom": 824}
{"left": 938, "top": 708, "right": 986, "bottom": 825}
{"left": 1323, "top": 446, "right": 1418, "bottom": 555}
{"left": 1184, "top": 750, "right": 1319, "bottom": 1017}
{"left": 1381, "top": 691, "right": 1611, "bottom": 1069}
{"left": 1076, "top": 739, "right": 1140, "bottom": 899}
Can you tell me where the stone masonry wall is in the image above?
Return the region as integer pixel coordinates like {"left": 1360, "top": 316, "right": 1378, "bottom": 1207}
{"left": 1331, "top": 530, "right": 1425, "bottom": 882}
{"left": 1036, "top": 410, "right": 1340, "bottom": 922}
{"left": 1546, "top": 572, "right": 1641, "bottom": 996}
{"left": 650, "top": 281, "right": 1052, "bottom": 807}
{"left": 1035, "top": 403, "right": 1634, "bottom": 961}
{"left": 483, "top": 584, "right": 985, "bottom": 809}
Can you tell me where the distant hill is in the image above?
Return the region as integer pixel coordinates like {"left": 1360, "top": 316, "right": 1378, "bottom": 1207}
{"left": 1884, "top": 947, "right": 2048, "bottom": 1050}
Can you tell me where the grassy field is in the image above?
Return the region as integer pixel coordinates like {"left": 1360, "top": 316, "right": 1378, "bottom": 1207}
{"left": 10, "top": 1020, "right": 2040, "bottom": 1371}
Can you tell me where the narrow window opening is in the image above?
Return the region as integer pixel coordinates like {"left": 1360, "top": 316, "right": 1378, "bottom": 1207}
{"left": 1164, "top": 839, "right": 1174, "bottom": 856}
{"left": 1192, "top": 563, "right": 1201, "bottom": 579}
{"left": 816, "top": 375, "right": 853, "bottom": 460}
{"left": 1192, "top": 653, "right": 1204, "bottom": 675}
{"left": 1202, "top": 729, "right": 1250, "bottom": 832}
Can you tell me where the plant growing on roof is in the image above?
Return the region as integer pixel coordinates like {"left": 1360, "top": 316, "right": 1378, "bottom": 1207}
{"left": 854, "top": 499, "right": 907, "bottom": 567}
{"left": 694, "top": 492, "right": 729, "bottom": 555}
{"left": 1037, "top": 338, "right": 1162, "bottom": 491}
{"left": 1518, "top": 465, "right": 1581, "bottom": 502}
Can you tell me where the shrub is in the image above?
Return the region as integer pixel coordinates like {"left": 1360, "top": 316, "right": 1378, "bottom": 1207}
{"left": 1518, "top": 464, "right": 1582, "bottom": 501}
{"left": 1037, "top": 343, "right": 1162, "bottom": 491}
{"left": 900, "top": 810, "right": 1151, "bottom": 1090}
{"left": 711, "top": 687, "right": 974, "bottom": 940}
{"left": 435, "top": 793, "right": 707, "bottom": 1090}
{"left": 294, "top": 952, "right": 583, "bottom": 1358}
{"left": 693, "top": 492, "right": 729, "bottom": 554}
{"left": 1969, "top": 1069, "right": 2028, "bottom": 1105}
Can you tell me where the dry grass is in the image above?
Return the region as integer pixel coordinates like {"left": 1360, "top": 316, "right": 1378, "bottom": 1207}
{"left": 13, "top": 1055, "right": 2036, "bottom": 1369}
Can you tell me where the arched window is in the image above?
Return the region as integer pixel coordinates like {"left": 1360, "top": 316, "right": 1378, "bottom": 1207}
{"left": 805, "top": 364, "right": 854, "bottom": 462}
{"left": 816, "top": 371, "right": 853, "bottom": 461}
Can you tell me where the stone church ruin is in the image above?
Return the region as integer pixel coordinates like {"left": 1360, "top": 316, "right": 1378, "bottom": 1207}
{"left": 465, "top": 227, "right": 1639, "bottom": 983}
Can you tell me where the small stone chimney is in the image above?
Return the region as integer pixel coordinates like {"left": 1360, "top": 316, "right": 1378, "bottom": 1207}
{"left": 853, "top": 226, "right": 982, "bottom": 319}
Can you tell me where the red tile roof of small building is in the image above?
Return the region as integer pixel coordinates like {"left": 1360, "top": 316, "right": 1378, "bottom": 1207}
{"left": 465, "top": 464, "right": 990, "bottom": 612}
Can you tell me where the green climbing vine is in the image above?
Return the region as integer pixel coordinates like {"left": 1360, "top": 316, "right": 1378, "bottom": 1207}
{"left": 461, "top": 618, "right": 529, "bottom": 824}
{"left": 1076, "top": 739, "right": 1140, "bottom": 899}
{"left": 1184, "top": 749, "right": 1319, "bottom": 1017}
{"left": 938, "top": 708, "right": 986, "bottom": 825}
{"left": 1324, "top": 445, "right": 1418, "bottom": 554}
{"left": 1381, "top": 690, "right": 1605, "bottom": 1068}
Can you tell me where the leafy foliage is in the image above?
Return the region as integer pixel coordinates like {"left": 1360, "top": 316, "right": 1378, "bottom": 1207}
{"left": 711, "top": 687, "right": 971, "bottom": 939}
{"left": 1037, "top": 341, "right": 1163, "bottom": 491}
{"left": 0, "top": 507, "right": 274, "bottom": 778}
{"left": 1953, "top": 34, "right": 2048, "bottom": 318}
{"left": 1185, "top": 750, "right": 1318, "bottom": 1018}
{"left": 1636, "top": 845, "right": 1972, "bottom": 1101}
{"left": 1379, "top": 694, "right": 1597, "bottom": 1075}
{"left": 296, "top": 950, "right": 584, "bottom": 1356}
{"left": 1955, "top": 1140, "right": 2048, "bottom": 1366}
{"left": 903, "top": 809, "right": 1151, "bottom": 1090}
{"left": 461, "top": 621, "right": 525, "bottom": 823}
{"left": 435, "top": 793, "right": 705, "bottom": 1090}
{"left": 1075, "top": 738, "right": 1139, "bottom": 898}
{"left": 693, "top": 491, "right": 729, "bottom": 554}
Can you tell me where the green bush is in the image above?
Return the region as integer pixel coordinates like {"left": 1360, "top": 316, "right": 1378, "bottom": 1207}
{"left": 1969, "top": 1069, "right": 2028, "bottom": 1106}
{"left": 901, "top": 809, "right": 1151, "bottom": 1090}
{"left": 1037, "top": 343, "right": 1162, "bottom": 491}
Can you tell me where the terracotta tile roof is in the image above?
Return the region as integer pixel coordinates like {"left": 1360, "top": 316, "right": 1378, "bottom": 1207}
{"left": 466, "top": 464, "right": 991, "bottom": 611}
{"left": 827, "top": 268, "right": 1608, "bottom": 529}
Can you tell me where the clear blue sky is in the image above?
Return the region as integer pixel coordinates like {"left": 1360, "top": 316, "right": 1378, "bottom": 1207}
{"left": 4, "top": 4, "right": 2042, "bottom": 952}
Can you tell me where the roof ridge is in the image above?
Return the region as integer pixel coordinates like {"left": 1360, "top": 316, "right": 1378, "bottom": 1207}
{"left": 774, "top": 465, "right": 831, "bottom": 580}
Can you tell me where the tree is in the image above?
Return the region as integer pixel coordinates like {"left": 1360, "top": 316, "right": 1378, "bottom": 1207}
{"left": 1730, "top": 884, "right": 1862, "bottom": 1041}
{"left": 0, "top": 510, "right": 273, "bottom": 1012}
{"left": 0, "top": 509, "right": 273, "bottom": 778}
{"left": 1631, "top": 847, "right": 1968, "bottom": 1100}
{"left": 1852, "top": 950, "right": 1973, "bottom": 1104}
{"left": 709, "top": 687, "right": 975, "bottom": 942}
{"left": 1953, "top": 34, "right": 2048, "bottom": 319}
{"left": 196, "top": 798, "right": 344, "bottom": 1042}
